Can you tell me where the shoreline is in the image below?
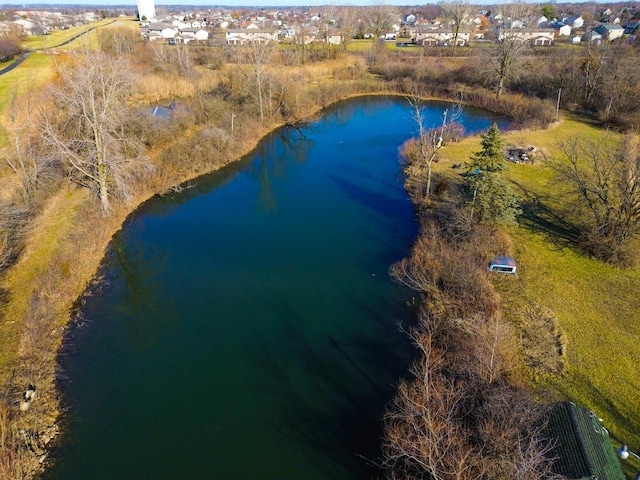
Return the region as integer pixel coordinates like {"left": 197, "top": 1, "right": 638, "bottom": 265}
{"left": 2, "top": 90, "right": 401, "bottom": 476}
{"left": 1, "top": 89, "right": 514, "bottom": 477}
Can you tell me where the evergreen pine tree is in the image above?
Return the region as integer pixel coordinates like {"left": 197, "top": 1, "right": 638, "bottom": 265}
{"left": 463, "top": 124, "right": 521, "bottom": 226}
{"left": 468, "top": 123, "right": 505, "bottom": 173}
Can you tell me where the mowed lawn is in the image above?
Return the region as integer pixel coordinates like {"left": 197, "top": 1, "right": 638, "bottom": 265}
{"left": 435, "top": 114, "right": 640, "bottom": 474}
{"left": 20, "top": 17, "right": 127, "bottom": 50}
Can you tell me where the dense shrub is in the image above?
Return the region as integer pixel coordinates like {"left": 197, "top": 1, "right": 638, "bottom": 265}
{"left": 0, "top": 34, "right": 20, "bottom": 62}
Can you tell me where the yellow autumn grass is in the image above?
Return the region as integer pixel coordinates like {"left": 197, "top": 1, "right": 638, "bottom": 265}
{"left": 21, "top": 18, "right": 127, "bottom": 51}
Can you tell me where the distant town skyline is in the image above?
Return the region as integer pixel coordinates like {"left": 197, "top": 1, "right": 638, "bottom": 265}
{"left": 6, "top": 0, "right": 615, "bottom": 8}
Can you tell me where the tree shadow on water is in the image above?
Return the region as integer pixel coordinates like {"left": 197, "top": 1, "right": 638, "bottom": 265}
{"left": 249, "top": 293, "right": 416, "bottom": 480}
{"left": 328, "top": 174, "right": 413, "bottom": 227}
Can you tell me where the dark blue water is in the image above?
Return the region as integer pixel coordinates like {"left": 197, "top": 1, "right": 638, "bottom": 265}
{"left": 46, "top": 97, "right": 506, "bottom": 480}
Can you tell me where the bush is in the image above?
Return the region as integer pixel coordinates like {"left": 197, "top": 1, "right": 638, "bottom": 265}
{"left": 0, "top": 34, "right": 20, "bottom": 63}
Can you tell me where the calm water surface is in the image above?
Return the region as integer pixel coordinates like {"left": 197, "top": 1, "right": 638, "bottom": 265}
{"left": 45, "top": 97, "right": 507, "bottom": 480}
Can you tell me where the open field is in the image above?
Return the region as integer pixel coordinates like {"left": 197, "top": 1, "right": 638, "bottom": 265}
{"left": 434, "top": 114, "right": 640, "bottom": 476}
{"left": 20, "top": 18, "right": 128, "bottom": 50}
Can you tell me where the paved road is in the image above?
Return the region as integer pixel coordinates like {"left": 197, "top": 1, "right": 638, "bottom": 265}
{"left": 0, "top": 19, "right": 118, "bottom": 76}
{"left": 0, "top": 52, "right": 30, "bottom": 75}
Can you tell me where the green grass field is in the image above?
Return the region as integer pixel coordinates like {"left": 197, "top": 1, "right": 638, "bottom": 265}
{"left": 436, "top": 114, "right": 640, "bottom": 476}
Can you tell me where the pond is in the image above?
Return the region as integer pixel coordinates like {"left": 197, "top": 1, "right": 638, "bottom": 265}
{"left": 44, "top": 96, "right": 508, "bottom": 480}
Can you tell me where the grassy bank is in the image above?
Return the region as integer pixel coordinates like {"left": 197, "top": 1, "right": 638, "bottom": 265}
{"left": 432, "top": 115, "right": 640, "bottom": 476}
{"left": 20, "top": 18, "right": 126, "bottom": 51}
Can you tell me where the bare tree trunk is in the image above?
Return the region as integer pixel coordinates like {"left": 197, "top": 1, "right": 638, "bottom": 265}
{"left": 441, "top": 0, "right": 469, "bottom": 56}
{"left": 40, "top": 51, "right": 152, "bottom": 215}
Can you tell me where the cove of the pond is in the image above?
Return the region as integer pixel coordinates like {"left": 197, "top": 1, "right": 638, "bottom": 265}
{"left": 44, "top": 96, "right": 508, "bottom": 480}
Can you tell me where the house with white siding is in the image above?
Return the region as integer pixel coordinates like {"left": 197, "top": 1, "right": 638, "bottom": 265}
{"left": 225, "top": 30, "right": 278, "bottom": 45}
{"left": 415, "top": 28, "right": 470, "bottom": 46}
{"left": 496, "top": 28, "right": 555, "bottom": 45}
{"left": 594, "top": 23, "right": 624, "bottom": 41}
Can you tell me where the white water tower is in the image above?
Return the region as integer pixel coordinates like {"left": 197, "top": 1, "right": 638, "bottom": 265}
{"left": 137, "top": 0, "right": 155, "bottom": 21}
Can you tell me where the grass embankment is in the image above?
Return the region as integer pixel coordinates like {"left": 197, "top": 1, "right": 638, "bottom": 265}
{"left": 21, "top": 18, "right": 127, "bottom": 51}
{"left": 0, "top": 19, "right": 131, "bottom": 139}
{"left": 434, "top": 115, "right": 640, "bottom": 476}
{"left": 0, "top": 188, "right": 87, "bottom": 381}
{"left": 0, "top": 53, "right": 54, "bottom": 116}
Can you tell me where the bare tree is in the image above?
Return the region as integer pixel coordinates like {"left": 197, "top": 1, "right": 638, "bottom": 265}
{"left": 40, "top": 51, "right": 152, "bottom": 213}
{"left": 362, "top": 3, "right": 397, "bottom": 62}
{"left": 1, "top": 94, "right": 55, "bottom": 205}
{"left": 551, "top": 133, "right": 640, "bottom": 266}
{"left": 404, "top": 96, "right": 463, "bottom": 200}
{"left": 383, "top": 332, "right": 487, "bottom": 480}
{"left": 383, "top": 318, "right": 554, "bottom": 480}
{"left": 235, "top": 41, "right": 276, "bottom": 122}
{"left": 578, "top": 42, "right": 612, "bottom": 109}
{"left": 97, "top": 27, "right": 139, "bottom": 57}
{"left": 486, "top": 2, "right": 538, "bottom": 100}
{"left": 440, "top": 0, "right": 470, "bottom": 55}
{"left": 0, "top": 34, "right": 20, "bottom": 62}
{"left": 0, "top": 234, "right": 11, "bottom": 271}
{"left": 320, "top": 5, "right": 360, "bottom": 52}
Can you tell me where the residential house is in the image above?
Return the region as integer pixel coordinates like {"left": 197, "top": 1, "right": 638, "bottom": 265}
{"left": 594, "top": 23, "right": 624, "bottom": 40}
{"left": 547, "top": 21, "right": 572, "bottom": 36}
{"left": 565, "top": 15, "right": 584, "bottom": 29}
{"left": 144, "top": 30, "right": 163, "bottom": 41}
{"left": 624, "top": 21, "right": 640, "bottom": 35}
{"left": 529, "top": 31, "right": 555, "bottom": 45}
{"left": 404, "top": 13, "right": 416, "bottom": 25}
{"left": 496, "top": 28, "right": 555, "bottom": 46}
{"left": 582, "top": 30, "right": 603, "bottom": 43}
{"left": 161, "top": 27, "right": 177, "bottom": 40}
{"left": 415, "top": 29, "right": 470, "bottom": 46}
{"left": 557, "top": 24, "right": 572, "bottom": 36}
{"left": 177, "top": 28, "right": 209, "bottom": 43}
{"left": 225, "top": 30, "right": 278, "bottom": 45}
{"left": 325, "top": 33, "right": 342, "bottom": 45}
{"left": 12, "top": 18, "right": 43, "bottom": 35}
{"left": 0, "top": 21, "right": 25, "bottom": 35}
